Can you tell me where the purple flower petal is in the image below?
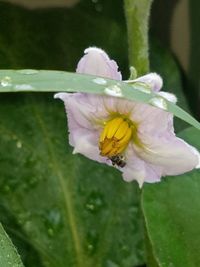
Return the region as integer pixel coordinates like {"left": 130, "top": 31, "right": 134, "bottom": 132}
{"left": 76, "top": 47, "right": 122, "bottom": 80}
{"left": 133, "top": 73, "right": 163, "bottom": 92}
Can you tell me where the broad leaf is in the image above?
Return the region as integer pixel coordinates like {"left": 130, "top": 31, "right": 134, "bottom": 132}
{"left": 0, "top": 223, "right": 24, "bottom": 267}
{"left": 0, "top": 93, "right": 144, "bottom": 267}
{"left": 142, "top": 127, "right": 200, "bottom": 267}
{"left": 0, "top": 69, "right": 200, "bottom": 131}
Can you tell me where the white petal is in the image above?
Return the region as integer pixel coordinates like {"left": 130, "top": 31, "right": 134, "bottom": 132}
{"left": 134, "top": 134, "right": 200, "bottom": 176}
{"left": 122, "top": 145, "right": 162, "bottom": 187}
{"left": 76, "top": 47, "right": 122, "bottom": 80}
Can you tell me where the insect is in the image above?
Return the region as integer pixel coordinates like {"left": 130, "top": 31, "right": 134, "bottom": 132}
{"left": 109, "top": 155, "right": 126, "bottom": 168}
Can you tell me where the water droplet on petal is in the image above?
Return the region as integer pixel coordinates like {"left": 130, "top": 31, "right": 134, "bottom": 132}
{"left": 17, "top": 69, "right": 39, "bottom": 75}
{"left": 148, "top": 97, "right": 168, "bottom": 110}
{"left": 104, "top": 85, "right": 123, "bottom": 97}
{"left": 15, "top": 84, "right": 35, "bottom": 91}
{"left": 1, "top": 76, "right": 12, "bottom": 87}
{"left": 92, "top": 77, "right": 107, "bottom": 85}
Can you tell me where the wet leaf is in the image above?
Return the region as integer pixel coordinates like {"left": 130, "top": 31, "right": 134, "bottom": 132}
{"left": 0, "top": 93, "right": 144, "bottom": 267}
{"left": 0, "top": 69, "right": 200, "bottom": 131}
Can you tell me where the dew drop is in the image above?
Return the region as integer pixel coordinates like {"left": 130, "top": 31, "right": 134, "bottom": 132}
{"left": 148, "top": 97, "right": 168, "bottom": 110}
{"left": 92, "top": 77, "right": 107, "bottom": 85}
{"left": 104, "top": 85, "right": 123, "bottom": 97}
{"left": 135, "top": 85, "right": 151, "bottom": 94}
{"left": 106, "top": 260, "right": 120, "bottom": 267}
{"left": 1, "top": 76, "right": 12, "bottom": 87}
{"left": 120, "top": 244, "right": 131, "bottom": 257}
{"left": 3, "top": 185, "right": 11, "bottom": 193}
{"left": 16, "top": 140, "right": 22, "bottom": 148}
{"left": 47, "top": 228, "right": 54, "bottom": 237}
{"left": 17, "top": 69, "right": 39, "bottom": 75}
{"left": 43, "top": 209, "right": 62, "bottom": 236}
{"left": 87, "top": 243, "right": 94, "bottom": 253}
{"left": 86, "top": 229, "right": 98, "bottom": 255}
{"left": 15, "top": 84, "right": 35, "bottom": 91}
{"left": 85, "top": 192, "right": 105, "bottom": 213}
{"left": 95, "top": 3, "right": 103, "bottom": 12}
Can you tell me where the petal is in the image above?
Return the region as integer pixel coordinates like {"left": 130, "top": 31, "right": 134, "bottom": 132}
{"left": 133, "top": 73, "right": 163, "bottom": 92}
{"left": 122, "top": 145, "right": 162, "bottom": 187}
{"left": 55, "top": 92, "right": 109, "bottom": 130}
{"left": 135, "top": 130, "right": 200, "bottom": 176}
{"left": 76, "top": 47, "right": 122, "bottom": 80}
{"left": 55, "top": 92, "right": 110, "bottom": 164}
{"left": 129, "top": 102, "right": 174, "bottom": 137}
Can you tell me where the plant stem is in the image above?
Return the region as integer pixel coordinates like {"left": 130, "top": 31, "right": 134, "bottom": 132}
{"left": 124, "top": 0, "right": 153, "bottom": 75}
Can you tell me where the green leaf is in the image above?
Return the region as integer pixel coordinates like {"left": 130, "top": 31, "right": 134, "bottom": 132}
{"left": 0, "top": 93, "right": 144, "bottom": 267}
{"left": 0, "top": 223, "right": 24, "bottom": 267}
{"left": 142, "top": 127, "right": 200, "bottom": 267}
{"left": 150, "top": 39, "right": 190, "bottom": 132}
{"left": 0, "top": 69, "right": 200, "bottom": 131}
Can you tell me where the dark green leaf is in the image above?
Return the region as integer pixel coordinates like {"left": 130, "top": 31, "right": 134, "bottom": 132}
{"left": 0, "top": 93, "right": 144, "bottom": 267}
{"left": 142, "top": 127, "right": 200, "bottom": 267}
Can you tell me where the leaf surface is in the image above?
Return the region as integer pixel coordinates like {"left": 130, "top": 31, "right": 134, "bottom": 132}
{"left": 0, "top": 93, "right": 144, "bottom": 267}
{"left": 142, "top": 127, "right": 200, "bottom": 267}
{"left": 0, "top": 223, "right": 24, "bottom": 267}
{"left": 0, "top": 69, "right": 200, "bottom": 131}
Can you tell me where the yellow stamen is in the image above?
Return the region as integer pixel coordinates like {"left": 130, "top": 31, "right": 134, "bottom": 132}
{"left": 99, "top": 116, "right": 133, "bottom": 157}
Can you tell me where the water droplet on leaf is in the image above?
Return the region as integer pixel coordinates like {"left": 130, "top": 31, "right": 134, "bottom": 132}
{"left": 15, "top": 84, "right": 35, "bottom": 91}
{"left": 16, "top": 140, "right": 22, "bottom": 148}
{"left": 17, "top": 69, "right": 39, "bottom": 75}
{"left": 47, "top": 228, "right": 54, "bottom": 237}
{"left": 1, "top": 76, "right": 12, "bottom": 87}
{"left": 92, "top": 77, "right": 107, "bottom": 85}
{"left": 106, "top": 260, "right": 120, "bottom": 267}
{"left": 85, "top": 191, "right": 105, "bottom": 213}
{"left": 104, "top": 85, "right": 123, "bottom": 97}
{"left": 148, "top": 97, "right": 168, "bottom": 110}
{"left": 86, "top": 229, "right": 98, "bottom": 255}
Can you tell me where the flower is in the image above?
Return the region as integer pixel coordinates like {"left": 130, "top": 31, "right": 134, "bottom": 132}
{"left": 55, "top": 47, "right": 200, "bottom": 187}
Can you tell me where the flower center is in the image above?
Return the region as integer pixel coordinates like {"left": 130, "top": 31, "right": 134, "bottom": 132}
{"left": 99, "top": 116, "right": 133, "bottom": 157}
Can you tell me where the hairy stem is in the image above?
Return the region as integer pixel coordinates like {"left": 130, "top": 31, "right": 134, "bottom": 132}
{"left": 124, "top": 0, "right": 153, "bottom": 75}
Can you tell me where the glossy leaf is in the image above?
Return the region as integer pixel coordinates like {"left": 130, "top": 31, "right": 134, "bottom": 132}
{"left": 0, "top": 69, "right": 200, "bottom": 131}
{"left": 142, "top": 127, "right": 200, "bottom": 267}
{"left": 0, "top": 223, "right": 24, "bottom": 267}
{"left": 0, "top": 93, "right": 144, "bottom": 267}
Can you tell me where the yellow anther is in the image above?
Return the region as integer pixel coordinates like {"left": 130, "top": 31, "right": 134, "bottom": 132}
{"left": 99, "top": 116, "right": 133, "bottom": 157}
{"left": 107, "top": 117, "right": 124, "bottom": 139}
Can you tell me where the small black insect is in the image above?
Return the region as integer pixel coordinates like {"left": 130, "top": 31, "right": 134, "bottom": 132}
{"left": 109, "top": 155, "right": 126, "bottom": 168}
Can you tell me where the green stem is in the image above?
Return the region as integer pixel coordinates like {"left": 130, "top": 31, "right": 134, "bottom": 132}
{"left": 124, "top": 0, "right": 153, "bottom": 75}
